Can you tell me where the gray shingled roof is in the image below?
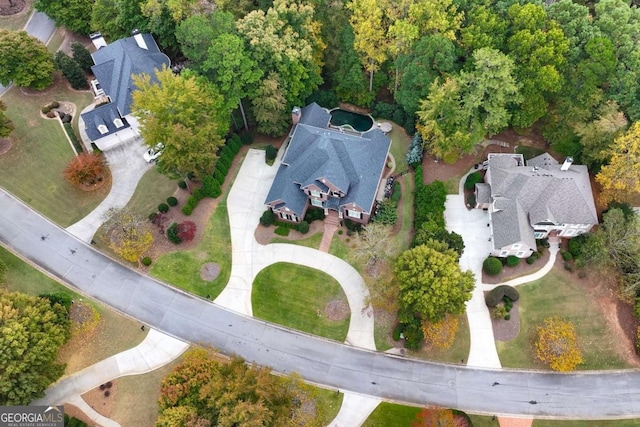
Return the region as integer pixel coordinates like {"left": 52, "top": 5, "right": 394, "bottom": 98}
{"left": 476, "top": 183, "right": 491, "bottom": 204}
{"left": 486, "top": 153, "right": 598, "bottom": 248}
{"left": 81, "top": 103, "right": 130, "bottom": 141}
{"left": 91, "top": 33, "right": 170, "bottom": 116}
{"left": 265, "top": 106, "right": 391, "bottom": 217}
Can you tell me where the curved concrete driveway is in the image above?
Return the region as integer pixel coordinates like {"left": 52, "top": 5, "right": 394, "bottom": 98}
{"left": 215, "top": 149, "right": 375, "bottom": 350}
{"left": 4, "top": 189, "right": 640, "bottom": 418}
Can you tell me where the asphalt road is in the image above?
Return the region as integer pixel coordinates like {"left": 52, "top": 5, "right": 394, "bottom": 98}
{"left": 1, "top": 188, "right": 639, "bottom": 419}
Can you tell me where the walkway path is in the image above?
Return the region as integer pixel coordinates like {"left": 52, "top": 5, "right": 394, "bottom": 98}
{"left": 484, "top": 244, "right": 559, "bottom": 290}
{"left": 33, "top": 329, "right": 188, "bottom": 426}
{"left": 328, "top": 392, "right": 381, "bottom": 427}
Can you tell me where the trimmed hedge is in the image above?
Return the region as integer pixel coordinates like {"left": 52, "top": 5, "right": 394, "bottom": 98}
{"left": 506, "top": 255, "right": 520, "bottom": 267}
{"left": 260, "top": 210, "right": 275, "bottom": 226}
{"left": 167, "top": 196, "right": 178, "bottom": 206}
{"left": 178, "top": 180, "right": 187, "bottom": 189}
{"left": 464, "top": 171, "right": 483, "bottom": 191}
{"left": 202, "top": 175, "right": 221, "bottom": 198}
{"left": 158, "top": 203, "right": 169, "bottom": 213}
{"left": 274, "top": 226, "right": 290, "bottom": 236}
{"left": 483, "top": 257, "right": 503, "bottom": 276}
{"left": 142, "top": 257, "right": 152, "bottom": 266}
{"left": 485, "top": 285, "right": 520, "bottom": 307}
{"left": 297, "top": 221, "right": 309, "bottom": 234}
{"left": 181, "top": 204, "right": 193, "bottom": 215}
{"left": 265, "top": 144, "right": 277, "bottom": 161}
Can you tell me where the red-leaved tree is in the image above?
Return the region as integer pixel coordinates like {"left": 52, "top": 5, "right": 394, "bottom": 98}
{"left": 63, "top": 152, "right": 107, "bottom": 187}
{"left": 177, "top": 221, "right": 197, "bottom": 242}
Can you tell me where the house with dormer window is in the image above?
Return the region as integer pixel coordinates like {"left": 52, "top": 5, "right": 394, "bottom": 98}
{"left": 476, "top": 152, "right": 598, "bottom": 258}
{"left": 80, "top": 30, "right": 170, "bottom": 150}
{"left": 264, "top": 103, "right": 391, "bottom": 224}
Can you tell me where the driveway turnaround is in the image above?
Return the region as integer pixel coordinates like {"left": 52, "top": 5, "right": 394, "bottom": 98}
{"left": 4, "top": 188, "right": 640, "bottom": 418}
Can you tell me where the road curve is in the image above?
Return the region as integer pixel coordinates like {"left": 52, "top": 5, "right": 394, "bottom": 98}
{"left": 1, "top": 188, "right": 639, "bottom": 419}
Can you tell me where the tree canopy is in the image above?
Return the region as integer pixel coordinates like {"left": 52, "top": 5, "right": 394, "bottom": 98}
{"left": 0, "top": 30, "right": 54, "bottom": 90}
{"left": 0, "top": 290, "right": 70, "bottom": 405}
{"left": 596, "top": 121, "right": 640, "bottom": 205}
{"left": 131, "top": 67, "right": 228, "bottom": 180}
{"left": 394, "top": 241, "right": 475, "bottom": 322}
{"left": 0, "top": 100, "right": 14, "bottom": 138}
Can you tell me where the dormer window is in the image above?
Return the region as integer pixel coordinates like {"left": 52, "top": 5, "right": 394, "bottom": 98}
{"left": 310, "top": 190, "right": 321, "bottom": 198}
{"left": 114, "top": 118, "right": 124, "bottom": 128}
{"left": 97, "top": 124, "right": 108, "bottom": 135}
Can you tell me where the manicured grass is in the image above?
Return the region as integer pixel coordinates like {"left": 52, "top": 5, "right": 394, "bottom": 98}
{"left": 252, "top": 262, "right": 350, "bottom": 342}
{"left": 271, "top": 231, "right": 323, "bottom": 249}
{"left": 314, "top": 387, "right": 343, "bottom": 426}
{"left": 409, "top": 313, "right": 471, "bottom": 364}
{"left": 111, "top": 354, "right": 186, "bottom": 427}
{"left": 497, "top": 269, "right": 630, "bottom": 370}
{"left": 46, "top": 28, "right": 65, "bottom": 54}
{"left": 362, "top": 402, "right": 421, "bottom": 427}
{"left": 468, "top": 414, "right": 500, "bottom": 427}
{"left": 151, "top": 198, "right": 231, "bottom": 298}
{"left": 329, "top": 235, "right": 350, "bottom": 260}
{"left": 534, "top": 419, "right": 640, "bottom": 426}
{"left": 443, "top": 175, "right": 461, "bottom": 194}
{"left": 0, "top": 6, "right": 32, "bottom": 31}
{"left": 0, "top": 245, "right": 147, "bottom": 374}
{"left": 0, "top": 85, "right": 106, "bottom": 226}
{"left": 124, "top": 168, "right": 178, "bottom": 218}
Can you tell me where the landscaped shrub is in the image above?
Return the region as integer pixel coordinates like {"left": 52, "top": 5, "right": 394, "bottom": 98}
{"left": 568, "top": 237, "right": 583, "bottom": 257}
{"left": 41, "top": 105, "right": 50, "bottom": 114}
{"left": 192, "top": 188, "right": 204, "bottom": 201}
{"left": 213, "top": 170, "right": 225, "bottom": 185}
{"left": 296, "top": 221, "right": 309, "bottom": 234}
{"left": 177, "top": 221, "right": 197, "bottom": 242}
{"left": 167, "top": 196, "right": 178, "bottom": 206}
{"left": 158, "top": 203, "right": 169, "bottom": 213}
{"left": 405, "top": 133, "right": 423, "bottom": 166}
{"left": 466, "top": 193, "right": 476, "bottom": 208}
{"left": 240, "top": 133, "right": 253, "bottom": 145}
{"left": 303, "top": 207, "right": 324, "bottom": 222}
{"left": 344, "top": 218, "right": 363, "bottom": 233}
{"left": 485, "top": 285, "right": 520, "bottom": 307}
{"left": 187, "top": 196, "right": 198, "bottom": 208}
{"left": 564, "top": 262, "right": 574, "bottom": 272}
{"left": 50, "top": 101, "right": 59, "bottom": 108}
{"left": 265, "top": 144, "right": 277, "bottom": 162}
{"left": 142, "top": 257, "right": 152, "bottom": 266}
{"left": 260, "top": 210, "right": 275, "bottom": 226}
{"left": 391, "top": 182, "right": 401, "bottom": 202}
{"left": 166, "top": 222, "right": 181, "bottom": 244}
{"left": 483, "top": 257, "right": 503, "bottom": 276}
{"left": 54, "top": 51, "right": 88, "bottom": 90}
{"left": 181, "top": 204, "right": 193, "bottom": 216}
{"left": 562, "top": 251, "right": 573, "bottom": 261}
{"left": 63, "top": 122, "right": 83, "bottom": 153}
{"left": 374, "top": 199, "right": 398, "bottom": 225}
{"left": 526, "top": 256, "right": 536, "bottom": 265}
{"left": 392, "top": 324, "right": 403, "bottom": 341}
{"left": 464, "top": 171, "right": 483, "bottom": 191}
{"left": 505, "top": 314, "right": 511, "bottom": 320}
{"left": 71, "top": 41, "right": 93, "bottom": 72}
{"left": 39, "top": 292, "right": 72, "bottom": 312}
{"left": 47, "top": 110, "right": 57, "bottom": 118}
{"left": 506, "top": 255, "right": 520, "bottom": 267}
{"left": 491, "top": 305, "right": 508, "bottom": 319}
{"left": 274, "top": 226, "right": 290, "bottom": 236}
{"left": 63, "top": 152, "right": 107, "bottom": 187}
{"left": 178, "top": 180, "right": 187, "bottom": 189}
{"left": 202, "top": 175, "right": 221, "bottom": 198}
{"left": 151, "top": 212, "right": 169, "bottom": 234}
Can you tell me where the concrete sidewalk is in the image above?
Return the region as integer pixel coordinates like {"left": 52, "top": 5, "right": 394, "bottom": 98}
{"left": 328, "top": 392, "right": 381, "bottom": 427}
{"left": 34, "top": 329, "right": 188, "bottom": 406}
{"left": 215, "top": 149, "right": 377, "bottom": 350}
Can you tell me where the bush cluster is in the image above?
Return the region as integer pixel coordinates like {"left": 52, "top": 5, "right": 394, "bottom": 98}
{"left": 483, "top": 257, "right": 503, "bottom": 276}
{"left": 463, "top": 171, "right": 483, "bottom": 191}
{"left": 485, "top": 285, "right": 519, "bottom": 307}
{"left": 303, "top": 207, "right": 325, "bottom": 223}
{"left": 265, "top": 144, "right": 277, "bottom": 162}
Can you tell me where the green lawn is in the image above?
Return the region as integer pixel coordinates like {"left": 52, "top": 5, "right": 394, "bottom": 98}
{"left": 314, "top": 387, "right": 343, "bottom": 426}
{"left": 469, "top": 414, "right": 500, "bottom": 427}
{"left": 122, "top": 168, "right": 178, "bottom": 218}
{"left": 362, "top": 402, "right": 421, "bottom": 427}
{"left": 497, "top": 269, "right": 630, "bottom": 370}
{"left": 252, "top": 262, "right": 350, "bottom": 342}
{"left": 271, "top": 232, "right": 323, "bottom": 249}
{"left": 150, "top": 198, "right": 231, "bottom": 298}
{"left": 0, "top": 6, "right": 33, "bottom": 30}
{"left": 0, "top": 86, "right": 106, "bottom": 226}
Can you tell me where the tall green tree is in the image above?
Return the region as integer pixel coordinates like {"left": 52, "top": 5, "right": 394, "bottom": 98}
{"left": 71, "top": 41, "right": 94, "bottom": 72}
{"left": 347, "top": 0, "right": 388, "bottom": 92}
{"left": 0, "top": 101, "right": 14, "bottom": 138}
{"left": 0, "top": 290, "right": 70, "bottom": 405}
{"left": 91, "top": 0, "right": 150, "bottom": 43}
{"left": 573, "top": 101, "right": 627, "bottom": 169}
{"left": 175, "top": 12, "right": 235, "bottom": 69}
{"left": 131, "top": 68, "right": 228, "bottom": 181}
{"left": 0, "top": 30, "right": 54, "bottom": 90}
{"left": 54, "top": 51, "right": 89, "bottom": 90}
{"left": 394, "top": 241, "right": 475, "bottom": 322}
{"left": 34, "top": 0, "right": 94, "bottom": 34}
{"left": 395, "top": 35, "right": 457, "bottom": 116}
{"left": 505, "top": 3, "right": 569, "bottom": 128}
{"left": 460, "top": 5, "right": 507, "bottom": 53}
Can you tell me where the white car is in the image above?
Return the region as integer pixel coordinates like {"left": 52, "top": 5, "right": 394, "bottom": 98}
{"left": 143, "top": 143, "right": 164, "bottom": 163}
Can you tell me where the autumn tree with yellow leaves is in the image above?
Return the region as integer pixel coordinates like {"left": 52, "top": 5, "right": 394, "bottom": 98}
{"left": 535, "top": 317, "right": 583, "bottom": 372}
{"left": 596, "top": 121, "right": 640, "bottom": 205}
{"left": 103, "top": 207, "right": 154, "bottom": 263}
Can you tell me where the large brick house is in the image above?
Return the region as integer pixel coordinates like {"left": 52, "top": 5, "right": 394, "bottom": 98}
{"left": 476, "top": 153, "right": 598, "bottom": 258}
{"left": 264, "top": 103, "right": 391, "bottom": 224}
{"left": 80, "top": 31, "right": 170, "bottom": 150}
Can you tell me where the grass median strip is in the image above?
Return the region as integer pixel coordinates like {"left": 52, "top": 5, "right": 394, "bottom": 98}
{"left": 252, "top": 262, "right": 350, "bottom": 342}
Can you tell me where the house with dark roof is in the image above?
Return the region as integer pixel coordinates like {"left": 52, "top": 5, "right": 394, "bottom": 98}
{"left": 264, "top": 103, "right": 391, "bottom": 224}
{"left": 477, "top": 153, "right": 598, "bottom": 258}
{"left": 80, "top": 31, "right": 170, "bottom": 150}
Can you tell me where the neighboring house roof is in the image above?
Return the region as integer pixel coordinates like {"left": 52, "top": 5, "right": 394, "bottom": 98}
{"left": 265, "top": 103, "right": 391, "bottom": 217}
{"left": 81, "top": 103, "right": 130, "bottom": 141}
{"left": 486, "top": 153, "right": 598, "bottom": 248}
{"left": 475, "top": 183, "right": 491, "bottom": 205}
{"left": 90, "top": 33, "right": 170, "bottom": 116}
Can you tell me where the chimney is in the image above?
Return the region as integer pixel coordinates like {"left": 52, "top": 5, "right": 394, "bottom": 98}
{"left": 292, "top": 106, "right": 301, "bottom": 125}
{"left": 560, "top": 157, "right": 573, "bottom": 171}
{"left": 89, "top": 32, "right": 107, "bottom": 49}
{"left": 131, "top": 29, "right": 148, "bottom": 50}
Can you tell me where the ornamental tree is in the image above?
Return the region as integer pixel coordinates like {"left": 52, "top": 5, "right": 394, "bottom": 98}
{"left": 63, "top": 152, "right": 108, "bottom": 187}
{"left": 0, "top": 30, "right": 54, "bottom": 90}
{"left": 535, "top": 316, "right": 583, "bottom": 372}
{"left": 394, "top": 241, "right": 475, "bottom": 322}
{"left": 0, "top": 290, "right": 70, "bottom": 405}
{"left": 103, "top": 207, "right": 154, "bottom": 263}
